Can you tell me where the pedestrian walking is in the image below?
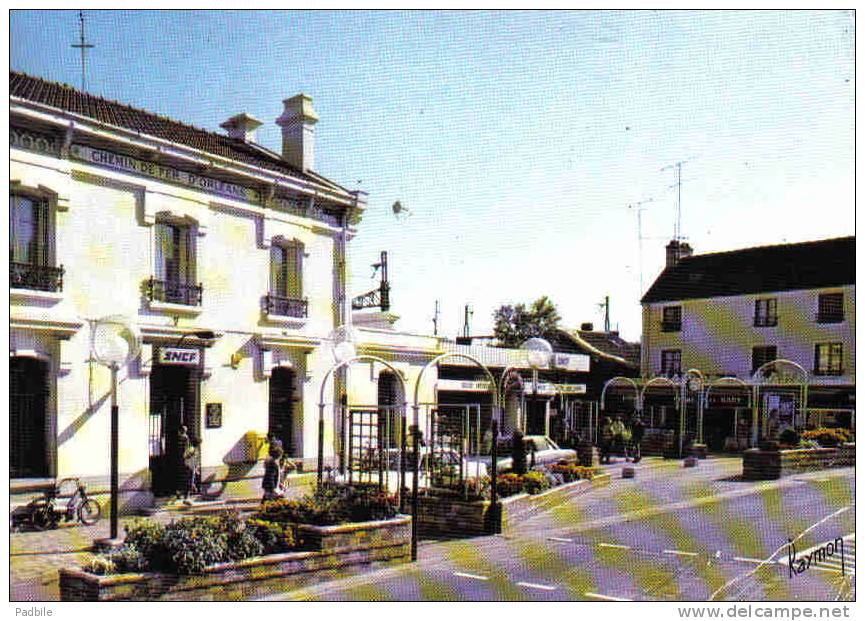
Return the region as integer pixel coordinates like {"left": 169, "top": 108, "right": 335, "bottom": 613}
{"left": 262, "top": 443, "right": 284, "bottom": 501}
{"left": 631, "top": 416, "right": 645, "bottom": 463}
{"left": 175, "top": 425, "right": 192, "bottom": 501}
{"left": 599, "top": 417, "right": 613, "bottom": 464}
{"left": 610, "top": 416, "right": 627, "bottom": 460}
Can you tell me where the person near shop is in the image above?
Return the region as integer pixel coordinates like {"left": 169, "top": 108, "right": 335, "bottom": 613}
{"left": 262, "top": 443, "right": 284, "bottom": 501}
{"left": 599, "top": 417, "right": 613, "bottom": 464}
{"left": 176, "top": 425, "right": 193, "bottom": 501}
{"left": 630, "top": 416, "right": 645, "bottom": 463}
{"left": 183, "top": 437, "right": 199, "bottom": 504}
{"left": 610, "top": 416, "right": 627, "bottom": 459}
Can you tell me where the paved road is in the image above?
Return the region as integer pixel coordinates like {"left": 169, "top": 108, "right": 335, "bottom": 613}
{"left": 261, "top": 458, "right": 855, "bottom": 602}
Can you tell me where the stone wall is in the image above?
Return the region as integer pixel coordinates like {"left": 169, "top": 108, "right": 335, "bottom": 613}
{"left": 742, "top": 444, "right": 855, "bottom": 480}
{"left": 59, "top": 516, "right": 411, "bottom": 601}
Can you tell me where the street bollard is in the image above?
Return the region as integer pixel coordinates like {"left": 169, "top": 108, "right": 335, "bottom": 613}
{"left": 622, "top": 465, "right": 636, "bottom": 479}
{"left": 684, "top": 456, "right": 698, "bottom": 468}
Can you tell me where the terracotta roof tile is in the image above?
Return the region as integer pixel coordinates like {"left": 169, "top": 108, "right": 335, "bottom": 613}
{"left": 10, "top": 70, "right": 338, "bottom": 188}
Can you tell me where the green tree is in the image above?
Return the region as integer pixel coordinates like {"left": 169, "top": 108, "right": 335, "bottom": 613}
{"left": 492, "top": 295, "right": 561, "bottom": 348}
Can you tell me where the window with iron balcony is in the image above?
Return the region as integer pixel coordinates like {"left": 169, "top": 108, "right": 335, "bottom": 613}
{"left": 660, "top": 349, "right": 681, "bottom": 378}
{"left": 661, "top": 306, "right": 682, "bottom": 332}
{"left": 754, "top": 298, "right": 778, "bottom": 327}
{"left": 751, "top": 345, "right": 777, "bottom": 375}
{"left": 816, "top": 293, "right": 844, "bottom": 324}
{"left": 266, "top": 241, "right": 307, "bottom": 319}
{"left": 147, "top": 220, "right": 202, "bottom": 306}
{"left": 10, "top": 193, "right": 64, "bottom": 293}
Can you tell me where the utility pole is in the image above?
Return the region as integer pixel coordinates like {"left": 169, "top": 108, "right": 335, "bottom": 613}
{"left": 432, "top": 299, "right": 440, "bottom": 336}
{"left": 462, "top": 304, "right": 473, "bottom": 339}
{"left": 597, "top": 295, "right": 611, "bottom": 333}
{"left": 71, "top": 11, "right": 95, "bottom": 92}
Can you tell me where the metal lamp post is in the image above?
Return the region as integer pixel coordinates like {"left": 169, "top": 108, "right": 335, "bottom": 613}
{"left": 90, "top": 316, "right": 140, "bottom": 546}
{"left": 523, "top": 338, "right": 553, "bottom": 435}
{"left": 681, "top": 369, "right": 704, "bottom": 452}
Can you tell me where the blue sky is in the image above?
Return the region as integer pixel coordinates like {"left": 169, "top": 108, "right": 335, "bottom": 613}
{"left": 10, "top": 10, "right": 855, "bottom": 340}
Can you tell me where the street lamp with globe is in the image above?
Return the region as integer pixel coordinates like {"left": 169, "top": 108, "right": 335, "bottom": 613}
{"left": 89, "top": 315, "right": 141, "bottom": 546}
{"left": 522, "top": 337, "right": 553, "bottom": 435}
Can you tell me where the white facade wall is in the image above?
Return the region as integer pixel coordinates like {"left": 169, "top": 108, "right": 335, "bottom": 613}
{"left": 641, "top": 285, "right": 856, "bottom": 385}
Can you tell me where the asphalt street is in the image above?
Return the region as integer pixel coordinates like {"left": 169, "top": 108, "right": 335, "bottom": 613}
{"left": 260, "top": 458, "right": 855, "bottom": 602}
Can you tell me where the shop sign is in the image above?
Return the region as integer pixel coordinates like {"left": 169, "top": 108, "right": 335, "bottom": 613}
{"left": 552, "top": 353, "right": 590, "bottom": 372}
{"left": 70, "top": 144, "right": 261, "bottom": 203}
{"left": 556, "top": 383, "right": 587, "bottom": 395}
{"left": 158, "top": 347, "right": 200, "bottom": 366}
{"left": 205, "top": 403, "right": 223, "bottom": 429}
{"left": 706, "top": 393, "right": 750, "bottom": 408}
{"left": 523, "top": 381, "right": 558, "bottom": 396}
{"left": 436, "top": 379, "right": 493, "bottom": 392}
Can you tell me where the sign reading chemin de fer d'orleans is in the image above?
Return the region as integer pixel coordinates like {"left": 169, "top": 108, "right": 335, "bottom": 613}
{"left": 70, "top": 144, "right": 262, "bottom": 203}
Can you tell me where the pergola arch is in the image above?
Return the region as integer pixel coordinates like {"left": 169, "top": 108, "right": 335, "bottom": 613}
{"left": 751, "top": 358, "right": 809, "bottom": 433}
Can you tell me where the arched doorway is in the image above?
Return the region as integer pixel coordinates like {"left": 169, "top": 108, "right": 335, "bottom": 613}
{"left": 10, "top": 356, "right": 51, "bottom": 478}
{"left": 269, "top": 367, "right": 296, "bottom": 456}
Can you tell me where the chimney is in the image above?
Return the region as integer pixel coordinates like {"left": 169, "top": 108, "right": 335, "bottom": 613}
{"left": 220, "top": 113, "right": 262, "bottom": 143}
{"left": 580, "top": 322, "right": 594, "bottom": 332}
{"left": 276, "top": 94, "right": 319, "bottom": 172}
{"left": 665, "top": 240, "right": 694, "bottom": 268}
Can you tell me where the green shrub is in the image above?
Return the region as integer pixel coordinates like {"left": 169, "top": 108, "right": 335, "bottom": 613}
{"left": 521, "top": 471, "right": 550, "bottom": 495}
{"left": 801, "top": 428, "right": 852, "bottom": 447}
{"left": 256, "top": 484, "right": 398, "bottom": 526}
{"left": 495, "top": 473, "right": 525, "bottom": 497}
{"left": 83, "top": 554, "right": 115, "bottom": 575}
{"left": 778, "top": 427, "right": 800, "bottom": 446}
{"left": 161, "top": 517, "right": 228, "bottom": 575}
{"left": 124, "top": 519, "right": 165, "bottom": 567}
{"left": 246, "top": 519, "right": 296, "bottom": 554}
{"left": 109, "top": 544, "right": 148, "bottom": 573}
{"left": 548, "top": 463, "right": 596, "bottom": 482}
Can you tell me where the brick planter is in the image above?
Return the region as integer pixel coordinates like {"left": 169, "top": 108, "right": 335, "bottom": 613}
{"left": 59, "top": 515, "right": 411, "bottom": 601}
{"left": 742, "top": 443, "right": 855, "bottom": 480}
{"left": 576, "top": 441, "right": 599, "bottom": 467}
{"left": 417, "top": 473, "right": 611, "bottom": 537}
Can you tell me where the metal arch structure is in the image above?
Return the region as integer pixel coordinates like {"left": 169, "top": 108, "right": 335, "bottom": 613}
{"left": 411, "top": 351, "right": 501, "bottom": 560}
{"left": 703, "top": 376, "right": 755, "bottom": 447}
{"left": 751, "top": 358, "right": 810, "bottom": 435}
{"left": 639, "top": 376, "right": 680, "bottom": 412}
{"left": 498, "top": 366, "right": 525, "bottom": 433}
{"left": 316, "top": 354, "right": 409, "bottom": 488}
{"left": 599, "top": 376, "right": 640, "bottom": 412}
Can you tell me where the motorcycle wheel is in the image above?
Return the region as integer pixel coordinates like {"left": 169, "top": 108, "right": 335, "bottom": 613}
{"left": 78, "top": 499, "right": 102, "bottom": 525}
{"left": 32, "top": 507, "right": 57, "bottom": 531}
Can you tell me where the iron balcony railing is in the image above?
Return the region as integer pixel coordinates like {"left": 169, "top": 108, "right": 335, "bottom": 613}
{"left": 146, "top": 277, "right": 203, "bottom": 306}
{"left": 265, "top": 294, "right": 308, "bottom": 318}
{"left": 660, "top": 320, "right": 681, "bottom": 332}
{"left": 10, "top": 262, "right": 64, "bottom": 292}
{"left": 753, "top": 315, "right": 778, "bottom": 327}
{"left": 814, "top": 368, "right": 844, "bottom": 377}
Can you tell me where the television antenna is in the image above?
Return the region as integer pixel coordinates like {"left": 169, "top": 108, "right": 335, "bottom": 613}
{"left": 661, "top": 158, "right": 694, "bottom": 241}
{"left": 432, "top": 299, "right": 440, "bottom": 336}
{"left": 71, "top": 10, "right": 95, "bottom": 91}
{"left": 392, "top": 200, "right": 412, "bottom": 220}
{"left": 628, "top": 197, "right": 654, "bottom": 294}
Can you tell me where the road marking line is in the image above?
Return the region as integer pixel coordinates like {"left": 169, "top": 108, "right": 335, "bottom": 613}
{"left": 733, "top": 556, "right": 766, "bottom": 564}
{"left": 664, "top": 549, "right": 698, "bottom": 557}
{"left": 548, "top": 537, "right": 573, "bottom": 543}
{"left": 517, "top": 581, "right": 556, "bottom": 591}
{"left": 584, "top": 592, "right": 633, "bottom": 601}
{"left": 453, "top": 571, "right": 489, "bottom": 581}
{"left": 599, "top": 543, "right": 631, "bottom": 550}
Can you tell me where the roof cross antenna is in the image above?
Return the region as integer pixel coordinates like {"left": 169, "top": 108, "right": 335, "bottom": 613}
{"left": 71, "top": 11, "right": 95, "bottom": 91}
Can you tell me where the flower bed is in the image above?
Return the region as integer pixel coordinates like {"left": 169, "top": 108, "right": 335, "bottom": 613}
{"left": 60, "top": 483, "right": 410, "bottom": 601}
{"left": 416, "top": 465, "right": 609, "bottom": 537}
{"left": 743, "top": 443, "right": 855, "bottom": 480}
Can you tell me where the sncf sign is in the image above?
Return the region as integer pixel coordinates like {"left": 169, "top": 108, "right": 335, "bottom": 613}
{"left": 159, "top": 348, "right": 200, "bottom": 366}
